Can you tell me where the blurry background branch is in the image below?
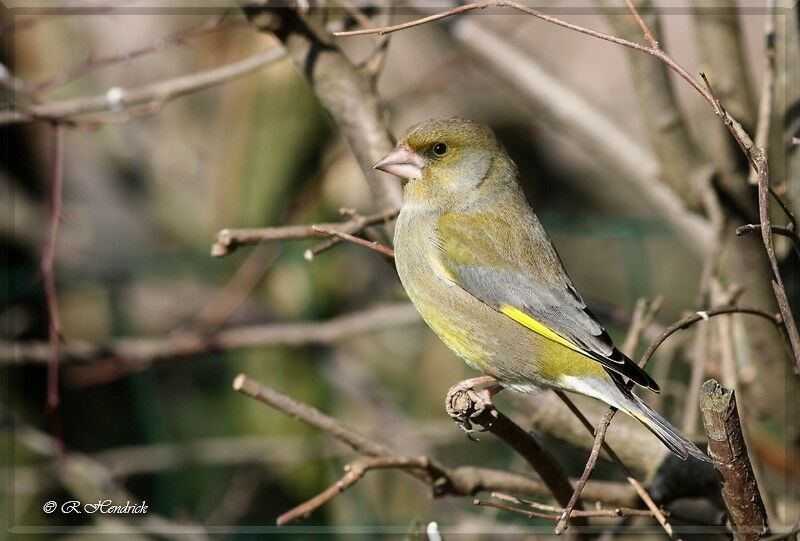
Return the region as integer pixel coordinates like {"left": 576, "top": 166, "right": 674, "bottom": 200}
{"left": 4, "top": 410, "right": 209, "bottom": 540}
{"left": 2, "top": 46, "right": 287, "bottom": 125}
{"left": 0, "top": 303, "right": 420, "bottom": 365}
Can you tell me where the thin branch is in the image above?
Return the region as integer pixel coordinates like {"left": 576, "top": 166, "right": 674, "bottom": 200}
{"left": 555, "top": 297, "right": 662, "bottom": 532}
{"left": 310, "top": 226, "right": 395, "bottom": 258}
{"left": 276, "top": 455, "right": 431, "bottom": 525}
{"left": 475, "top": 492, "right": 663, "bottom": 520}
{"left": 623, "top": 0, "right": 658, "bottom": 48}
{"left": 555, "top": 392, "right": 677, "bottom": 538}
{"left": 211, "top": 207, "right": 398, "bottom": 257}
{"left": 490, "top": 492, "right": 664, "bottom": 518}
{"left": 737, "top": 223, "right": 799, "bottom": 255}
{"left": 699, "top": 380, "right": 770, "bottom": 539}
{"left": 2, "top": 47, "right": 287, "bottom": 125}
{"left": 334, "top": 1, "right": 718, "bottom": 110}
{"left": 1, "top": 303, "right": 420, "bottom": 365}
{"left": 640, "top": 306, "right": 783, "bottom": 369}
{"left": 42, "top": 123, "right": 64, "bottom": 413}
{"left": 554, "top": 407, "right": 616, "bottom": 534}
{"left": 232, "top": 374, "right": 639, "bottom": 524}
{"left": 749, "top": 0, "right": 777, "bottom": 185}
{"left": 33, "top": 16, "right": 249, "bottom": 94}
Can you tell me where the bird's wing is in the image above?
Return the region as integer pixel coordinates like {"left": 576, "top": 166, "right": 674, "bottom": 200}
{"left": 434, "top": 210, "right": 659, "bottom": 392}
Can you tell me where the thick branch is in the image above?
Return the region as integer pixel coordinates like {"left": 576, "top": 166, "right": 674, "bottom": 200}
{"left": 246, "top": 8, "right": 402, "bottom": 211}
{"left": 699, "top": 380, "right": 769, "bottom": 539}
{"left": 444, "top": 383, "right": 581, "bottom": 518}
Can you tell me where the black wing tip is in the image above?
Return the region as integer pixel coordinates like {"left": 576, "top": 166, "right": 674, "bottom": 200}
{"left": 610, "top": 349, "right": 661, "bottom": 393}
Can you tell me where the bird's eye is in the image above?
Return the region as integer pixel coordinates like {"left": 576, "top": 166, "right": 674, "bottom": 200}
{"left": 432, "top": 143, "right": 448, "bottom": 156}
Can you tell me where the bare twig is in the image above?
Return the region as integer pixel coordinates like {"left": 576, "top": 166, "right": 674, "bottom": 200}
{"left": 2, "top": 47, "right": 287, "bottom": 125}
{"left": 42, "top": 123, "right": 64, "bottom": 413}
{"left": 623, "top": 0, "right": 658, "bottom": 48}
{"left": 211, "top": 207, "right": 398, "bottom": 257}
{"left": 476, "top": 491, "right": 664, "bottom": 520}
{"left": 33, "top": 16, "right": 249, "bottom": 94}
{"left": 1, "top": 303, "right": 420, "bottom": 365}
{"left": 640, "top": 306, "right": 783, "bottom": 369}
{"left": 555, "top": 297, "right": 662, "bottom": 532}
{"left": 737, "top": 223, "right": 799, "bottom": 256}
{"left": 310, "top": 226, "right": 395, "bottom": 258}
{"left": 555, "top": 393, "right": 677, "bottom": 538}
{"left": 749, "top": 0, "right": 777, "bottom": 185}
{"left": 699, "top": 380, "right": 770, "bottom": 539}
{"left": 276, "top": 455, "right": 432, "bottom": 525}
{"left": 232, "top": 374, "right": 639, "bottom": 523}
{"left": 554, "top": 407, "right": 616, "bottom": 534}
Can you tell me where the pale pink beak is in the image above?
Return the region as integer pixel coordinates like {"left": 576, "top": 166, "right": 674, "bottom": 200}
{"left": 374, "top": 146, "right": 425, "bottom": 180}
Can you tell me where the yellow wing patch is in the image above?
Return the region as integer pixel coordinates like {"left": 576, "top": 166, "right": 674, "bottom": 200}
{"left": 500, "top": 305, "right": 584, "bottom": 354}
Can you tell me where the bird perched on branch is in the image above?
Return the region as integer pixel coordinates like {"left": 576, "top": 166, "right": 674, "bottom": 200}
{"left": 375, "top": 116, "right": 708, "bottom": 462}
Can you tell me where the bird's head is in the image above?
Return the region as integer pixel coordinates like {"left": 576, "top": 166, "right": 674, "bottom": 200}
{"left": 374, "top": 117, "right": 515, "bottom": 207}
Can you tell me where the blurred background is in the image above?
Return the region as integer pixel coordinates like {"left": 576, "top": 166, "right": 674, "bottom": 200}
{"left": 2, "top": 1, "right": 799, "bottom": 538}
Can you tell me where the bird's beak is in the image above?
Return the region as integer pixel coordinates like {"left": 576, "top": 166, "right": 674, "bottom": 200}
{"left": 373, "top": 146, "right": 424, "bottom": 180}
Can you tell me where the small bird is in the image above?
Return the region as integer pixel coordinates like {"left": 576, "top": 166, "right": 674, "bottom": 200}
{"left": 375, "top": 117, "right": 708, "bottom": 461}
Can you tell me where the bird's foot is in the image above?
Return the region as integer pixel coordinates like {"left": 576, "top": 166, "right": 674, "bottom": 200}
{"left": 445, "top": 376, "right": 503, "bottom": 440}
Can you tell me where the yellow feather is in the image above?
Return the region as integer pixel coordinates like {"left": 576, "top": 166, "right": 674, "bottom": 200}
{"left": 500, "top": 305, "right": 584, "bottom": 354}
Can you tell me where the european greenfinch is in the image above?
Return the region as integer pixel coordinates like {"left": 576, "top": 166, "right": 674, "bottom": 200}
{"left": 376, "top": 117, "right": 708, "bottom": 461}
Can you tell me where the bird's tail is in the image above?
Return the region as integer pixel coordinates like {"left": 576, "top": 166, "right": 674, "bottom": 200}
{"left": 622, "top": 393, "right": 710, "bottom": 462}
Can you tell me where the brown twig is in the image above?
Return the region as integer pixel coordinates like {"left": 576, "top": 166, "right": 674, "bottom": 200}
{"left": 554, "top": 407, "right": 617, "bottom": 534}
{"left": 334, "top": 1, "right": 717, "bottom": 110}
{"left": 640, "top": 306, "right": 783, "bottom": 369}
{"left": 310, "top": 226, "right": 395, "bottom": 258}
{"left": 231, "top": 374, "right": 639, "bottom": 524}
{"left": 2, "top": 303, "right": 420, "bottom": 365}
{"left": 623, "top": 0, "right": 658, "bottom": 48}
{"left": 737, "top": 224, "right": 799, "bottom": 256}
{"left": 699, "top": 380, "right": 770, "bottom": 539}
{"left": 475, "top": 491, "right": 663, "bottom": 520}
{"left": 276, "top": 455, "right": 431, "bottom": 525}
{"left": 493, "top": 492, "right": 663, "bottom": 518}
{"left": 33, "top": 16, "right": 249, "bottom": 94}
{"left": 2, "top": 47, "right": 287, "bottom": 125}
{"left": 211, "top": 207, "right": 398, "bottom": 257}
{"left": 444, "top": 382, "right": 583, "bottom": 524}
{"left": 554, "top": 297, "right": 662, "bottom": 532}
{"left": 42, "top": 123, "right": 64, "bottom": 413}
{"left": 748, "top": 0, "right": 776, "bottom": 185}
{"left": 555, "top": 392, "right": 677, "bottom": 538}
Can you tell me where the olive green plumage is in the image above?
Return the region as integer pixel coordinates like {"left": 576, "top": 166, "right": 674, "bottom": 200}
{"left": 377, "top": 116, "right": 708, "bottom": 462}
